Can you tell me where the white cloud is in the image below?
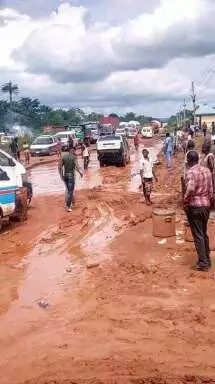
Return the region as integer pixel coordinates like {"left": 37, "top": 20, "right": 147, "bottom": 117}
{"left": 0, "top": 0, "right": 215, "bottom": 115}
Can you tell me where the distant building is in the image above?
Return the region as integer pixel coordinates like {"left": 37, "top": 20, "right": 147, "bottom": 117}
{"left": 196, "top": 105, "right": 215, "bottom": 127}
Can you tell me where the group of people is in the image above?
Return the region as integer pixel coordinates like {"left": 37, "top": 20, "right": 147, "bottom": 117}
{"left": 138, "top": 127, "right": 215, "bottom": 272}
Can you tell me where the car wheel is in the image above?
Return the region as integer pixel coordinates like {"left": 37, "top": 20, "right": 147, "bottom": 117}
{"left": 99, "top": 160, "right": 104, "bottom": 167}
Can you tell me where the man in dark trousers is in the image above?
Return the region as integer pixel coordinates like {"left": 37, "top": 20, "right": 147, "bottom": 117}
{"left": 10, "top": 137, "right": 20, "bottom": 161}
{"left": 184, "top": 150, "right": 213, "bottom": 271}
{"left": 58, "top": 148, "right": 83, "bottom": 212}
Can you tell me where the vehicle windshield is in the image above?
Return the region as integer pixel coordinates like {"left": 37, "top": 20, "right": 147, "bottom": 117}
{"left": 57, "top": 134, "right": 68, "bottom": 139}
{"left": 34, "top": 137, "right": 53, "bottom": 145}
{"left": 99, "top": 136, "right": 121, "bottom": 141}
{"left": 128, "top": 128, "right": 136, "bottom": 132}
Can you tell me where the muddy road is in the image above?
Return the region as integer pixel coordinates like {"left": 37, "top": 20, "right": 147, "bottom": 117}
{"left": 1, "top": 138, "right": 215, "bottom": 384}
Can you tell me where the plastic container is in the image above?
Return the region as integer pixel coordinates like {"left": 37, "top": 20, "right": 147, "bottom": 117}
{"left": 152, "top": 208, "right": 176, "bottom": 238}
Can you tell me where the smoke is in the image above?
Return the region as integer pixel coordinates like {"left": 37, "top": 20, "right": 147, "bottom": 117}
{"left": 3, "top": 110, "right": 34, "bottom": 137}
{"left": 10, "top": 124, "right": 33, "bottom": 137}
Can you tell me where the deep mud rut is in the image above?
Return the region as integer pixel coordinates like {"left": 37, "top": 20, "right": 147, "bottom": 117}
{"left": 1, "top": 139, "right": 215, "bottom": 384}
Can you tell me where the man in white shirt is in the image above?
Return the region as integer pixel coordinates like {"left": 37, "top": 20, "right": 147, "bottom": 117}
{"left": 140, "top": 149, "right": 157, "bottom": 205}
{"left": 82, "top": 143, "right": 90, "bottom": 170}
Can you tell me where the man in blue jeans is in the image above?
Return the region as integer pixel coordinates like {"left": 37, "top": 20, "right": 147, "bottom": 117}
{"left": 59, "top": 148, "right": 83, "bottom": 212}
{"left": 164, "top": 132, "right": 173, "bottom": 168}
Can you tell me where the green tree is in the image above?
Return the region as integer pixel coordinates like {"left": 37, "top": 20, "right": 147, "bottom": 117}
{"left": 86, "top": 112, "right": 101, "bottom": 121}
{"left": 124, "top": 112, "right": 136, "bottom": 122}
{"left": 1, "top": 81, "right": 19, "bottom": 107}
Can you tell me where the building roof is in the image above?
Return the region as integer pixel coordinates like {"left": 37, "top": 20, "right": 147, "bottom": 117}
{"left": 196, "top": 105, "right": 215, "bottom": 116}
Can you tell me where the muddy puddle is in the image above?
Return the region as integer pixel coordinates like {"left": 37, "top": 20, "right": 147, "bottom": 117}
{"left": 28, "top": 152, "right": 102, "bottom": 196}
{"left": 29, "top": 142, "right": 162, "bottom": 196}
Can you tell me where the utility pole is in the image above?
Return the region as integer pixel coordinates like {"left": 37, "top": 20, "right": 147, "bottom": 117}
{"left": 179, "top": 108, "right": 182, "bottom": 127}
{"left": 191, "top": 81, "right": 196, "bottom": 124}
{"left": 176, "top": 113, "right": 179, "bottom": 128}
{"left": 183, "top": 98, "right": 186, "bottom": 124}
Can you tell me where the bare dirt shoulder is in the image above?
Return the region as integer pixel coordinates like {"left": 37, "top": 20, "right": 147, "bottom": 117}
{"left": 1, "top": 145, "right": 215, "bottom": 384}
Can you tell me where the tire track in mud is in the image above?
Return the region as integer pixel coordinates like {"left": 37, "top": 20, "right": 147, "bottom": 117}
{"left": 0, "top": 197, "right": 130, "bottom": 329}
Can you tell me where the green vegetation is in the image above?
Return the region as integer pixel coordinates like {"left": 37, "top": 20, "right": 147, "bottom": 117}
{"left": 0, "top": 82, "right": 159, "bottom": 132}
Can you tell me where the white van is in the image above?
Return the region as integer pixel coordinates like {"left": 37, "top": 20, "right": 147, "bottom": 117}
{"left": 141, "top": 126, "right": 154, "bottom": 138}
{"left": 0, "top": 167, "right": 16, "bottom": 230}
{"left": 0, "top": 149, "right": 27, "bottom": 187}
{"left": 127, "top": 127, "right": 138, "bottom": 138}
{"left": 128, "top": 121, "right": 141, "bottom": 132}
{"left": 0, "top": 149, "right": 29, "bottom": 230}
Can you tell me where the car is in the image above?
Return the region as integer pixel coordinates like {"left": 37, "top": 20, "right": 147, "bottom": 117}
{"left": 96, "top": 135, "right": 130, "bottom": 167}
{"left": 55, "top": 131, "right": 79, "bottom": 151}
{"left": 141, "top": 126, "right": 154, "bottom": 138}
{"left": 126, "top": 127, "right": 138, "bottom": 138}
{"left": 90, "top": 129, "right": 99, "bottom": 144}
{"left": 115, "top": 127, "right": 127, "bottom": 137}
{"left": 30, "top": 135, "right": 58, "bottom": 156}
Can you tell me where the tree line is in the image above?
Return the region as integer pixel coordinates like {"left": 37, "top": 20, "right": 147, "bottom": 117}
{"left": 0, "top": 81, "right": 158, "bottom": 131}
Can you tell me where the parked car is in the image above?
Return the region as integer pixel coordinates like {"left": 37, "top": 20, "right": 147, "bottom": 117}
{"left": 55, "top": 131, "right": 79, "bottom": 151}
{"left": 30, "top": 135, "right": 58, "bottom": 156}
{"left": 141, "top": 126, "right": 154, "bottom": 138}
{"left": 96, "top": 135, "right": 130, "bottom": 167}
{"left": 115, "top": 127, "right": 127, "bottom": 137}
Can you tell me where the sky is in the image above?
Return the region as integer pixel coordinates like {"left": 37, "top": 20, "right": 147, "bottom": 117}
{"left": 0, "top": 0, "right": 215, "bottom": 117}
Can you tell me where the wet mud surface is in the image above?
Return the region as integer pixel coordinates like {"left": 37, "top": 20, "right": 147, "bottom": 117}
{"left": 1, "top": 138, "right": 215, "bottom": 383}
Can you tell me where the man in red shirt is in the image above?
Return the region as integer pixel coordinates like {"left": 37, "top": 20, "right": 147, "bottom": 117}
{"left": 184, "top": 150, "right": 213, "bottom": 271}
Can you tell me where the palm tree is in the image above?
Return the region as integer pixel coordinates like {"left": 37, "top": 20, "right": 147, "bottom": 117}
{"left": 1, "top": 81, "right": 19, "bottom": 108}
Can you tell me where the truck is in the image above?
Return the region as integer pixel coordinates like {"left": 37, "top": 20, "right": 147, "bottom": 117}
{"left": 99, "top": 116, "right": 120, "bottom": 131}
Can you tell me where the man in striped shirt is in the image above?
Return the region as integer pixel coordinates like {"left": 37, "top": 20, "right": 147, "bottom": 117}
{"left": 184, "top": 151, "right": 213, "bottom": 271}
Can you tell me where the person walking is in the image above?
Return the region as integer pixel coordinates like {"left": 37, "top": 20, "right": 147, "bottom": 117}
{"left": 57, "top": 137, "right": 62, "bottom": 158}
{"left": 58, "top": 147, "right": 83, "bottom": 212}
{"left": 202, "top": 122, "right": 207, "bottom": 137}
{"left": 82, "top": 143, "right": 90, "bottom": 170}
{"left": 68, "top": 135, "right": 74, "bottom": 151}
{"left": 140, "top": 149, "right": 157, "bottom": 205}
{"left": 134, "top": 134, "right": 139, "bottom": 151}
{"left": 10, "top": 137, "right": 20, "bottom": 161}
{"left": 184, "top": 150, "right": 213, "bottom": 271}
{"left": 22, "top": 139, "right": 30, "bottom": 164}
{"left": 163, "top": 132, "right": 173, "bottom": 168}
{"left": 212, "top": 122, "right": 215, "bottom": 136}
{"left": 202, "top": 140, "right": 215, "bottom": 182}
